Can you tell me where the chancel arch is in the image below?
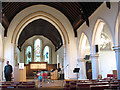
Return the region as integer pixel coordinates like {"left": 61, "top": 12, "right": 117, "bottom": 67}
{"left": 11, "top": 5, "right": 69, "bottom": 66}
{"left": 5, "top": 4, "right": 78, "bottom": 79}
{"left": 92, "top": 19, "right": 116, "bottom": 79}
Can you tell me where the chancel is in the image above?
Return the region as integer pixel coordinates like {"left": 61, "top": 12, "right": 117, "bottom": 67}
{"left": 0, "top": 1, "right": 120, "bottom": 89}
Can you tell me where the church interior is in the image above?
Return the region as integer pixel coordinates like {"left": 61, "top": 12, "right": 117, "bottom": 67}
{"left": 0, "top": 1, "right": 120, "bottom": 90}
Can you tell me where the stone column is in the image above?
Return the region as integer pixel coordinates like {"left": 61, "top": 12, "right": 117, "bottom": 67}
{"left": 78, "top": 58, "right": 87, "bottom": 79}
{"left": 14, "top": 44, "right": 18, "bottom": 66}
{"left": 91, "top": 54, "right": 99, "bottom": 79}
{"left": 113, "top": 46, "right": 120, "bottom": 79}
{"left": 0, "top": 58, "right": 4, "bottom": 81}
{"left": 63, "top": 45, "right": 69, "bottom": 79}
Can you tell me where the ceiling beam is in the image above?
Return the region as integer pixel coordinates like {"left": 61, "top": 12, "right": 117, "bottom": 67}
{"left": 2, "top": 13, "right": 9, "bottom": 36}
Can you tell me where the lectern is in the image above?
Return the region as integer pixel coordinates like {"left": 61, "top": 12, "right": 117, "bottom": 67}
{"left": 14, "top": 66, "right": 26, "bottom": 81}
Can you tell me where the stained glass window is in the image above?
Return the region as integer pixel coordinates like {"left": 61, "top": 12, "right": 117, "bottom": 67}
{"left": 34, "top": 39, "right": 42, "bottom": 62}
{"left": 43, "top": 46, "right": 50, "bottom": 64}
{"left": 26, "top": 46, "right": 32, "bottom": 64}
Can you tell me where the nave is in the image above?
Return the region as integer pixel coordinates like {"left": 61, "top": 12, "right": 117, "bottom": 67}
{"left": 0, "top": 1, "right": 120, "bottom": 90}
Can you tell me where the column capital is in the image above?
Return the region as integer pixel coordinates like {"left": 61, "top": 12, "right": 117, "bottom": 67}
{"left": 90, "top": 53, "right": 99, "bottom": 57}
{"left": 113, "top": 46, "right": 120, "bottom": 51}
{"left": 77, "top": 58, "right": 85, "bottom": 62}
{"left": 0, "top": 58, "right": 5, "bottom": 62}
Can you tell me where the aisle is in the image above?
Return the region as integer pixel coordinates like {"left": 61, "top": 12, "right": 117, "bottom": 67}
{"left": 26, "top": 79, "right": 64, "bottom": 88}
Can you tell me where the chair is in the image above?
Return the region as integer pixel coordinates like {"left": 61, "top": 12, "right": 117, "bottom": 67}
{"left": 97, "top": 74, "right": 102, "bottom": 80}
{"left": 107, "top": 74, "right": 114, "bottom": 79}
{"left": 11, "top": 73, "right": 14, "bottom": 80}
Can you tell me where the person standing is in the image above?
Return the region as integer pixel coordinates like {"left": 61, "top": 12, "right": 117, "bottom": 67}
{"left": 4, "top": 61, "right": 13, "bottom": 81}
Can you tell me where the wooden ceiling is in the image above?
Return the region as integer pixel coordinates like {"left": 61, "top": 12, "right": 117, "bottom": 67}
{"left": 18, "top": 19, "right": 63, "bottom": 51}
{"left": 2, "top": 2, "right": 108, "bottom": 51}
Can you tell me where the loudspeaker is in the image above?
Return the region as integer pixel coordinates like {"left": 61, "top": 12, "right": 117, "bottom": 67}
{"left": 73, "top": 68, "right": 80, "bottom": 73}
{"left": 95, "top": 45, "right": 99, "bottom": 53}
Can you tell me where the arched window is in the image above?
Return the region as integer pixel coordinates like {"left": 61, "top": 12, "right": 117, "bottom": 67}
{"left": 34, "top": 38, "right": 42, "bottom": 62}
{"left": 43, "top": 46, "right": 50, "bottom": 64}
{"left": 26, "top": 46, "right": 32, "bottom": 64}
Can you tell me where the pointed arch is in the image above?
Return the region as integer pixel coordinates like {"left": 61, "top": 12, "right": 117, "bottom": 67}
{"left": 34, "top": 38, "right": 42, "bottom": 62}
{"left": 92, "top": 19, "right": 116, "bottom": 78}
{"left": 92, "top": 19, "right": 114, "bottom": 53}
{"left": 11, "top": 10, "right": 69, "bottom": 46}
{"left": 79, "top": 32, "right": 90, "bottom": 58}
{"left": 115, "top": 11, "right": 120, "bottom": 46}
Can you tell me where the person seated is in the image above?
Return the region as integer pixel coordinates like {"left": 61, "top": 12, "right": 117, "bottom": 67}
{"left": 38, "top": 73, "right": 43, "bottom": 87}
{"left": 97, "top": 74, "right": 102, "bottom": 80}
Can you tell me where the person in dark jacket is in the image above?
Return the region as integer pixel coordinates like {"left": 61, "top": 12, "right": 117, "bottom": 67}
{"left": 4, "top": 61, "right": 13, "bottom": 81}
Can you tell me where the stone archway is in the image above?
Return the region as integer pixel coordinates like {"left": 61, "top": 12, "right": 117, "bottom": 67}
{"left": 13, "top": 11, "right": 69, "bottom": 79}
{"left": 78, "top": 33, "right": 91, "bottom": 79}
{"left": 92, "top": 19, "right": 116, "bottom": 79}
{"left": 5, "top": 5, "right": 77, "bottom": 79}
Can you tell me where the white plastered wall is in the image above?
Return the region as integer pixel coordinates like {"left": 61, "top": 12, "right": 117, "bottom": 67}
{"left": 77, "top": 2, "right": 118, "bottom": 79}
{"left": 4, "top": 5, "right": 77, "bottom": 79}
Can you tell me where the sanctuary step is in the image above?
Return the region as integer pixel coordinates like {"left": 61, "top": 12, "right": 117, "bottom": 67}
{"left": 26, "top": 76, "right": 34, "bottom": 79}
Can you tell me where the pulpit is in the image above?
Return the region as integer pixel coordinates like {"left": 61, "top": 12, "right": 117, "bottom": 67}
{"left": 14, "top": 66, "right": 26, "bottom": 81}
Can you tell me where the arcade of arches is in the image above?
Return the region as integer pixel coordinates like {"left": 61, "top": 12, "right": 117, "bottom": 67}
{"left": 0, "top": 2, "right": 120, "bottom": 82}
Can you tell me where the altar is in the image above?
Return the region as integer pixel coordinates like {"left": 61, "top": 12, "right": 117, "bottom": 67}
{"left": 14, "top": 62, "right": 59, "bottom": 81}
{"left": 26, "top": 62, "right": 57, "bottom": 78}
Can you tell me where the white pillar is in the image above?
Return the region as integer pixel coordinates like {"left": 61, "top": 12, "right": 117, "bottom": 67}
{"left": 113, "top": 46, "right": 120, "bottom": 79}
{"left": 14, "top": 44, "right": 18, "bottom": 66}
{"left": 0, "top": 61, "right": 3, "bottom": 81}
{"left": 0, "top": 58, "right": 4, "bottom": 81}
{"left": 63, "top": 45, "right": 69, "bottom": 79}
{"left": 91, "top": 54, "right": 99, "bottom": 79}
{"left": 78, "top": 58, "right": 87, "bottom": 79}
